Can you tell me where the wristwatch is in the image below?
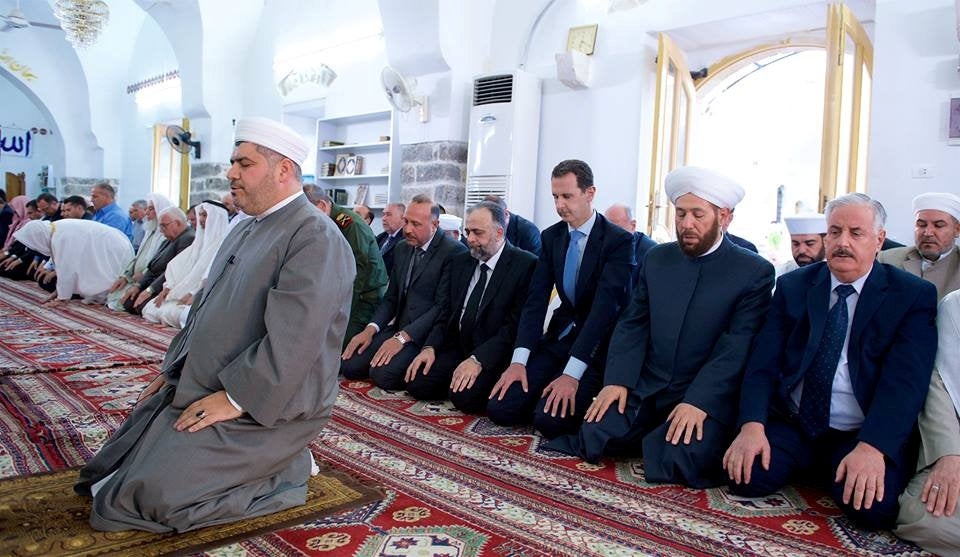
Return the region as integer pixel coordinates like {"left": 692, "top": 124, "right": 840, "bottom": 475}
{"left": 392, "top": 332, "right": 408, "bottom": 345}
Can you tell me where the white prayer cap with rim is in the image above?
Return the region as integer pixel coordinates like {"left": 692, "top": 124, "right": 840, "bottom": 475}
{"left": 439, "top": 213, "right": 462, "bottom": 231}
{"left": 233, "top": 117, "right": 309, "bottom": 168}
{"left": 784, "top": 213, "right": 826, "bottom": 235}
{"left": 664, "top": 166, "right": 745, "bottom": 209}
{"left": 913, "top": 192, "right": 960, "bottom": 222}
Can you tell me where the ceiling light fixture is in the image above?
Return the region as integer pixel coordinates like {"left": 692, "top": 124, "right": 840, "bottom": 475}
{"left": 53, "top": 0, "right": 110, "bottom": 49}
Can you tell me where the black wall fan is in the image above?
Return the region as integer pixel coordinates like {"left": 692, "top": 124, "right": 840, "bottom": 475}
{"left": 165, "top": 125, "right": 201, "bottom": 159}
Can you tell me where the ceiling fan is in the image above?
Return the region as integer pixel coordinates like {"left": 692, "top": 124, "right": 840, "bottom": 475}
{"left": 0, "top": 0, "right": 61, "bottom": 33}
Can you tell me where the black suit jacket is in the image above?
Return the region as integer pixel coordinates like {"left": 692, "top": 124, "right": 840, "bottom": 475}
{"left": 514, "top": 213, "right": 633, "bottom": 365}
{"left": 371, "top": 228, "right": 467, "bottom": 345}
{"left": 505, "top": 213, "right": 542, "bottom": 256}
{"left": 426, "top": 244, "right": 536, "bottom": 370}
{"left": 631, "top": 231, "right": 657, "bottom": 287}
{"left": 376, "top": 230, "right": 402, "bottom": 275}
{"left": 137, "top": 228, "right": 195, "bottom": 293}
{"left": 738, "top": 261, "right": 938, "bottom": 461}
{"left": 727, "top": 233, "right": 758, "bottom": 253}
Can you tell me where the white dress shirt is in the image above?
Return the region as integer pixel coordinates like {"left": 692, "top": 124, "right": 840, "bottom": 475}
{"left": 459, "top": 241, "right": 505, "bottom": 326}
{"left": 790, "top": 266, "right": 873, "bottom": 431}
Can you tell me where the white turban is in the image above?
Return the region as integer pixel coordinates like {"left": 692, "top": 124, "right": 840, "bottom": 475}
{"left": 913, "top": 192, "right": 960, "bottom": 222}
{"left": 664, "top": 166, "right": 745, "bottom": 209}
{"left": 784, "top": 213, "right": 826, "bottom": 235}
{"left": 233, "top": 117, "right": 309, "bottom": 168}
{"left": 439, "top": 213, "right": 462, "bottom": 232}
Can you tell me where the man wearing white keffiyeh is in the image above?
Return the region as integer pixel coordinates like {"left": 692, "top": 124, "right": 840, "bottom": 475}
{"left": 105, "top": 194, "right": 175, "bottom": 312}
{"left": 896, "top": 290, "right": 960, "bottom": 556}
{"left": 141, "top": 201, "right": 230, "bottom": 328}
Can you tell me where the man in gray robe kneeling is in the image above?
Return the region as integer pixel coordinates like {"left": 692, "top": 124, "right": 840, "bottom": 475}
{"left": 75, "top": 117, "right": 355, "bottom": 533}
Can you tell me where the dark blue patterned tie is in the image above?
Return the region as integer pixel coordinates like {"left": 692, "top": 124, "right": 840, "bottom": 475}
{"left": 799, "top": 284, "right": 856, "bottom": 438}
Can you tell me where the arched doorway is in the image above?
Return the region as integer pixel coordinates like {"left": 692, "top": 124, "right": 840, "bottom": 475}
{"left": 697, "top": 48, "right": 826, "bottom": 263}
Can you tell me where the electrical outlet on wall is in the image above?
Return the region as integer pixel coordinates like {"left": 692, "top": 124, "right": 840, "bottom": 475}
{"left": 911, "top": 165, "right": 935, "bottom": 179}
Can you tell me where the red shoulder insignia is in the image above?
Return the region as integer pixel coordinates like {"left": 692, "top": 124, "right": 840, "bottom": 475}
{"left": 335, "top": 213, "right": 353, "bottom": 229}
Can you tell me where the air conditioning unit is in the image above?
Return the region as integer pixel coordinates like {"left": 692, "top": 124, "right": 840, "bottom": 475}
{"left": 465, "top": 70, "right": 542, "bottom": 220}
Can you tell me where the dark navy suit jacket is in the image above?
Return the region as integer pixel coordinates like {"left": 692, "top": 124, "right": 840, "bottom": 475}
{"left": 376, "top": 230, "right": 402, "bottom": 276}
{"left": 505, "top": 213, "right": 542, "bottom": 256}
{"left": 514, "top": 212, "right": 633, "bottom": 366}
{"left": 737, "top": 261, "right": 938, "bottom": 461}
{"left": 631, "top": 231, "right": 657, "bottom": 287}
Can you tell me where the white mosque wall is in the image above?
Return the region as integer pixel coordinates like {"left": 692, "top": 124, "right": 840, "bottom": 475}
{"left": 0, "top": 14, "right": 100, "bottom": 182}
{"left": 482, "top": 0, "right": 960, "bottom": 240}
{"left": 121, "top": 14, "right": 182, "bottom": 209}
{"left": 868, "top": 0, "right": 960, "bottom": 243}
{"left": 0, "top": 75, "right": 63, "bottom": 196}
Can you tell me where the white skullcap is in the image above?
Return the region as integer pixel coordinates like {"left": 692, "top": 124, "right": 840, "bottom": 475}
{"left": 913, "top": 192, "right": 960, "bottom": 222}
{"left": 784, "top": 213, "right": 826, "bottom": 235}
{"left": 664, "top": 166, "right": 745, "bottom": 209}
{"left": 439, "top": 213, "right": 462, "bottom": 231}
{"left": 233, "top": 117, "right": 309, "bottom": 168}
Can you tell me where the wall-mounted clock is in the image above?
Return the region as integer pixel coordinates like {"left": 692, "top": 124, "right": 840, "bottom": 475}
{"left": 566, "top": 24, "right": 598, "bottom": 56}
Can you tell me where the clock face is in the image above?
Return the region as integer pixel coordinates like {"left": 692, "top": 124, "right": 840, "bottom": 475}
{"left": 567, "top": 24, "right": 598, "bottom": 55}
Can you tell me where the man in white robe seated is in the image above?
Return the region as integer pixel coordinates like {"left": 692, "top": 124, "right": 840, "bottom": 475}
{"left": 105, "top": 193, "right": 174, "bottom": 311}
{"left": 895, "top": 289, "right": 960, "bottom": 556}
{"left": 141, "top": 201, "right": 229, "bottom": 328}
{"left": 74, "top": 117, "right": 355, "bottom": 533}
{"left": 14, "top": 219, "right": 133, "bottom": 304}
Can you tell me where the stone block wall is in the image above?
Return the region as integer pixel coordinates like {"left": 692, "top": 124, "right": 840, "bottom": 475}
{"left": 400, "top": 141, "right": 467, "bottom": 216}
{"left": 58, "top": 177, "right": 119, "bottom": 198}
{"left": 189, "top": 162, "right": 230, "bottom": 207}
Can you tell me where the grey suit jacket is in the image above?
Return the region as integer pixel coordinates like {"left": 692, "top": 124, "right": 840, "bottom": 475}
{"left": 137, "top": 228, "right": 195, "bottom": 293}
{"left": 879, "top": 245, "right": 960, "bottom": 301}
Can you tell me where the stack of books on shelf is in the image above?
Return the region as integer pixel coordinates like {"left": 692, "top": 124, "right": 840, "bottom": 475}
{"left": 322, "top": 139, "right": 345, "bottom": 147}
{"left": 319, "top": 162, "right": 336, "bottom": 177}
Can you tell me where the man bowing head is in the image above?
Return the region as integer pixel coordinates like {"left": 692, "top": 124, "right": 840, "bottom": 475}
{"left": 75, "top": 117, "right": 356, "bottom": 533}
{"left": 547, "top": 166, "right": 774, "bottom": 488}
{"left": 725, "top": 193, "right": 937, "bottom": 529}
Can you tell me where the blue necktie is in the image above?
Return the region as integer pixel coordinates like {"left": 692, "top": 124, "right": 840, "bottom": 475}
{"left": 799, "top": 284, "right": 856, "bottom": 438}
{"left": 563, "top": 230, "right": 585, "bottom": 304}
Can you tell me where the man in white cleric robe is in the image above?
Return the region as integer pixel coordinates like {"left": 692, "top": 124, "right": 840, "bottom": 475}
{"left": 75, "top": 117, "right": 355, "bottom": 533}
{"left": 776, "top": 213, "right": 827, "bottom": 277}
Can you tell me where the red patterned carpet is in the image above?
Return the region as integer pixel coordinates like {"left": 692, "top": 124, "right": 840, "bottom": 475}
{"left": 0, "top": 278, "right": 933, "bottom": 556}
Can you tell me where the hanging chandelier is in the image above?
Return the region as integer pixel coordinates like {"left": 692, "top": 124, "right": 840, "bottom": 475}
{"left": 52, "top": 0, "right": 110, "bottom": 49}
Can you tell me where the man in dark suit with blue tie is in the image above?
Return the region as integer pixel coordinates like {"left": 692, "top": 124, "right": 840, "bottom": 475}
{"left": 487, "top": 160, "right": 634, "bottom": 438}
{"left": 341, "top": 195, "right": 466, "bottom": 390}
{"left": 547, "top": 168, "right": 774, "bottom": 488}
{"left": 483, "top": 195, "right": 542, "bottom": 256}
{"left": 375, "top": 202, "right": 405, "bottom": 276}
{"left": 404, "top": 201, "right": 537, "bottom": 412}
{"left": 724, "top": 193, "right": 938, "bottom": 529}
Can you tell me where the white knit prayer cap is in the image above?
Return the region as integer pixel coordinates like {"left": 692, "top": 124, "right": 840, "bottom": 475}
{"left": 784, "top": 213, "right": 826, "bottom": 235}
{"left": 233, "top": 117, "right": 309, "bottom": 168}
{"left": 913, "top": 192, "right": 960, "bottom": 222}
{"left": 439, "top": 213, "right": 462, "bottom": 232}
